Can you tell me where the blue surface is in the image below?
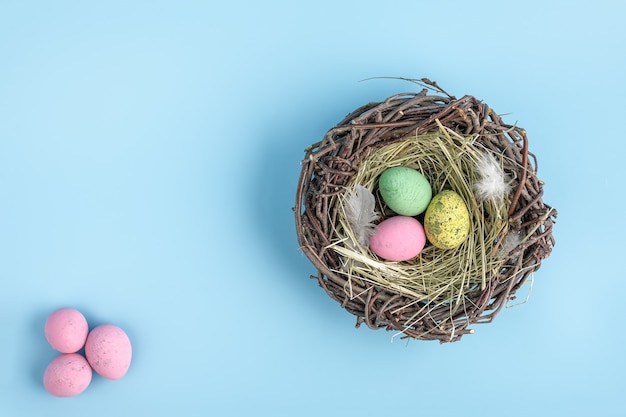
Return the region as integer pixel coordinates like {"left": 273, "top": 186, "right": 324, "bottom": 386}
{"left": 1, "top": 1, "right": 625, "bottom": 415}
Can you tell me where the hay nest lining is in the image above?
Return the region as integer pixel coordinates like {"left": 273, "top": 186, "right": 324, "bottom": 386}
{"left": 294, "top": 79, "right": 556, "bottom": 343}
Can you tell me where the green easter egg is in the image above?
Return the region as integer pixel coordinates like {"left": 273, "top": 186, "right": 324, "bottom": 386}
{"left": 379, "top": 166, "right": 432, "bottom": 216}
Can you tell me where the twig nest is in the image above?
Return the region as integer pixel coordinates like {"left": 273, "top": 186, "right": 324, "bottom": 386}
{"left": 294, "top": 78, "right": 557, "bottom": 343}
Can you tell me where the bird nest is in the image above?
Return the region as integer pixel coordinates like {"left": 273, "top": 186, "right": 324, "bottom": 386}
{"left": 294, "top": 79, "right": 557, "bottom": 343}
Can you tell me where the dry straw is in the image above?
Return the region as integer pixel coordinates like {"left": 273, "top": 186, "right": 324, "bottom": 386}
{"left": 295, "top": 79, "right": 556, "bottom": 342}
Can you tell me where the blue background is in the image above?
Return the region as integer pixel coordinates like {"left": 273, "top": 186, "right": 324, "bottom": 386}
{"left": 1, "top": 1, "right": 624, "bottom": 416}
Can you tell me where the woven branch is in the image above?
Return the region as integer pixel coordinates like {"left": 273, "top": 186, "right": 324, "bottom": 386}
{"left": 294, "top": 79, "right": 557, "bottom": 343}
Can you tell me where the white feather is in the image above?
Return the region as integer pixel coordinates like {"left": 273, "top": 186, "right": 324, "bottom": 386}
{"left": 344, "top": 184, "right": 380, "bottom": 246}
{"left": 498, "top": 232, "right": 522, "bottom": 260}
{"left": 473, "top": 152, "right": 511, "bottom": 202}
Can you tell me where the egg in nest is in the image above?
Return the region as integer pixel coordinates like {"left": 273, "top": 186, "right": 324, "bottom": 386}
{"left": 424, "top": 190, "right": 470, "bottom": 250}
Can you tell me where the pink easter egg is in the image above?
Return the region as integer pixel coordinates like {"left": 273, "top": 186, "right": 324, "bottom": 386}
{"left": 43, "top": 353, "right": 92, "bottom": 397}
{"left": 44, "top": 308, "right": 89, "bottom": 353}
{"left": 85, "top": 324, "right": 132, "bottom": 380}
{"left": 370, "top": 216, "right": 426, "bottom": 261}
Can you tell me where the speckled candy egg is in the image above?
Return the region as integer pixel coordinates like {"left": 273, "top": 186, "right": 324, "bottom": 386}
{"left": 378, "top": 166, "right": 432, "bottom": 216}
{"left": 424, "top": 190, "right": 471, "bottom": 249}
{"left": 370, "top": 216, "right": 426, "bottom": 262}
{"left": 85, "top": 324, "right": 132, "bottom": 380}
{"left": 44, "top": 308, "right": 89, "bottom": 353}
{"left": 43, "top": 353, "right": 92, "bottom": 397}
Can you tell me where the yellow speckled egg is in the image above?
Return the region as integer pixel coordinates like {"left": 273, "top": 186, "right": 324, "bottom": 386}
{"left": 424, "top": 190, "right": 470, "bottom": 249}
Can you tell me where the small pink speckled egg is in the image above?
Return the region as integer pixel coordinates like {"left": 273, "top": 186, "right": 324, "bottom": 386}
{"left": 370, "top": 215, "right": 426, "bottom": 262}
{"left": 85, "top": 324, "right": 132, "bottom": 380}
{"left": 44, "top": 308, "right": 89, "bottom": 353}
{"left": 43, "top": 353, "right": 92, "bottom": 397}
